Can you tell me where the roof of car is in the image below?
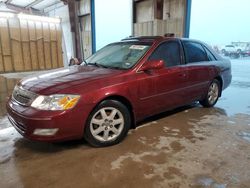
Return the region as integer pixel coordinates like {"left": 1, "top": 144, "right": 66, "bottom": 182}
{"left": 121, "top": 36, "right": 223, "bottom": 60}
{"left": 121, "top": 35, "right": 192, "bottom": 43}
{"left": 120, "top": 36, "right": 218, "bottom": 49}
{"left": 121, "top": 36, "right": 164, "bottom": 42}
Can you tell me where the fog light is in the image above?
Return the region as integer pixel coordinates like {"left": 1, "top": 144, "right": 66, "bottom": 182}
{"left": 33, "top": 128, "right": 58, "bottom": 136}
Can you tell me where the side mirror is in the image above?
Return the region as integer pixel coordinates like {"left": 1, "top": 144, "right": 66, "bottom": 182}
{"left": 139, "top": 60, "right": 165, "bottom": 72}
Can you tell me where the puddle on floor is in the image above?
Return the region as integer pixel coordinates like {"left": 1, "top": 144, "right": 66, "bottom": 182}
{"left": 216, "top": 59, "right": 250, "bottom": 116}
{"left": 237, "top": 131, "right": 250, "bottom": 143}
{"left": 0, "top": 76, "right": 19, "bottom": 117}
{"left": 216, "top": 86, "right": 250, "bottom": 116}
{"left": 0, "top": 116, "right": 10, "bottom": 130}
{"left": 195, "top": 176, "right": 227, "bottom": 188}
{"left": 0, "top": 127, "right": 20, "bottom": 164}
{"left": 0, "top": 75, "right": 19, "bottom": 130}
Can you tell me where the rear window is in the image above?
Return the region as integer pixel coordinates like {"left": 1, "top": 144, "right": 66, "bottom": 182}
{"left": 183, "top": 41, "right": 208, "bottom": 63}
{"left": 203, "top": 46, "right": 217, "bottom": 61}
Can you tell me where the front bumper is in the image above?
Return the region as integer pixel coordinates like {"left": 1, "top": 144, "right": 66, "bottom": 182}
{"left": 6, "top": 99, "right": 89, "bottom": 142}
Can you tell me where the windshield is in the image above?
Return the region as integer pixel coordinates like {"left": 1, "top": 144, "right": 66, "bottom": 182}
{"left": 85, "top": 42, "right": 152, "bottom": 70}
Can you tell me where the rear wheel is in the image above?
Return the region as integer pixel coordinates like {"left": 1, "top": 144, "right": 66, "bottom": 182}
{"left": 84, "top": 100, "right": 131, "bottom": 147}
{"left": 200, "top": 79, "right": 221, "bottom": 108}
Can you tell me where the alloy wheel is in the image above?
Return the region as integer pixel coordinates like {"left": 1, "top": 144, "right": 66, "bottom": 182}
{"left": 207, "top": 82, "right": 219, "bottom": 105}
{"left": 90, "top": 107, "right": 124, "bottom": 142}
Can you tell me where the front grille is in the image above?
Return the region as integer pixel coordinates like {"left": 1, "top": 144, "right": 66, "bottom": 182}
{"left": 12, "top": 86, "right": 38, "bottom": 106}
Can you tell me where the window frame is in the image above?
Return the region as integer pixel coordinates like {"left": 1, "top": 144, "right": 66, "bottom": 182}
{"left": 202, "top": 45, "right": 217, "bottom": 61}
{"left": 147, "top": 39, "right": 185, "bottom": 68}
{"left": 181, "top": 41, "right": 210, "bottom": 64}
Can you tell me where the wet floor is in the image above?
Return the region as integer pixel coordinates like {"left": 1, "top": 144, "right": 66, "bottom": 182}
{"left": 0, "top": 59, "right": 250, "bottom": 188}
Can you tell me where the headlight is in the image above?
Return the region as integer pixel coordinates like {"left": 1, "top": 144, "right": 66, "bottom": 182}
{"left": 31, "top": 94, "right": 80, "bottom": 111}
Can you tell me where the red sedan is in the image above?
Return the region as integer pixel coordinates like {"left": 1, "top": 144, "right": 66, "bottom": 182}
{"left": 7, "top": 36, "right": 232, "bottom": 147}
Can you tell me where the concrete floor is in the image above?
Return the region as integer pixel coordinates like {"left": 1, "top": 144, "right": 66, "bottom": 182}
{"left": 0, "top": 59, "right": 250, "bottom": 188}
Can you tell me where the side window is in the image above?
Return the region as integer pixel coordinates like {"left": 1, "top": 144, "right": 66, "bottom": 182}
{"left": 204, "top": 46, "right": 217, "bottom": 61}
{"left": 149, "top": 41, "right": 181, "bottom": 67}
{"left": 183, "top": 41, "right": 208, "bottom": 63}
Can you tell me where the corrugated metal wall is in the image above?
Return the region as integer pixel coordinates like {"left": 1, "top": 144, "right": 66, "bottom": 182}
{"left": 0, "top": 14, "right": 64, "bottom": 73}
{"left": 133, "top": 0, "right": 186, "bottom": 37}
{"left": 134, "top": 19, "right": 184, "bottom": 37}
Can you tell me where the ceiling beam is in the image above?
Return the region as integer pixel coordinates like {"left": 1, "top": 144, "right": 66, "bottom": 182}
{"left": 44, "top": 1, "right": 65, "bottom": 13}
{"left": 68, "top": 0, "right": 82, "bottom": 60}
{"left": 26, "top": 0, "right": 65, "bottom": 11}
{"left": 5, "top": 3, "right": 44, "bottom": 15}
{"left": 25, "top": 0, "right": 44, "bottom": 9}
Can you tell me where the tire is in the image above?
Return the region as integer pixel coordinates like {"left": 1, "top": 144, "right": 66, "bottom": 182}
{"left": 199, "top": 79, "right": 221, "bottom": 108}
{"left": 84, "top": 100, "right": 131, "bottom": 147}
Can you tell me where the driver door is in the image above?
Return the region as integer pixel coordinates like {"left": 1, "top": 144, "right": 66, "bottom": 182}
{"left": 137, "top": 40, "right": 188, "bottom": 116}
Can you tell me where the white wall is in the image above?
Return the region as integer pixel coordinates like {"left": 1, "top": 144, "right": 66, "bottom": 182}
{"left": 190, "top": 0, "right": 250, "bottom": 46}
{"left": 95, "top": 0, "right": 132, "bottom": 50}
{"left": 48, "top": 5, "right": 74, "bottom": 66}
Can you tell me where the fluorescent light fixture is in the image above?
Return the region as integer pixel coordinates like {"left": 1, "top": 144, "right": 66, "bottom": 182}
{"left": 0, "top": 12, "right": 15, "bottom": 18}
{"left": 18, "top": 13, "right": 60, "bottom": 24}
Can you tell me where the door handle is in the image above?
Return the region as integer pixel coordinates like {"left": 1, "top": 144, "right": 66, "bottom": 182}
{"left": 179, "top": 73, "right": 187, "bottom": 77}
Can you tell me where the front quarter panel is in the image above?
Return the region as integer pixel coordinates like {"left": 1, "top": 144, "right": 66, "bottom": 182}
{"left": 77, "top": 73, "right": 140, "bottom": 122}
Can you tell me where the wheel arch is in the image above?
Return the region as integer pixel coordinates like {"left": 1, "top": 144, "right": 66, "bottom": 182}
{"left": 96, "top": 95, "right": 136, "bottom": 129}
{"left": 214, "top": 76, "right": 223, "bottom": 97}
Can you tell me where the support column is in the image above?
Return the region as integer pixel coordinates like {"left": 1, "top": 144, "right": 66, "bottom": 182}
{"left": 154, "top": 0, "right": 164, "bottom": 20}
{"left": 90, "top": 0, "right": 96, "bottom": 54}
{"left": 184, "top": 0, "right": 192, "bottom": 38}
{"left": 68, "top": 0, "right": 83, "bottom": 61}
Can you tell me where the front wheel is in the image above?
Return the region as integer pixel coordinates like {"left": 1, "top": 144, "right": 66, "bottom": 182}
{"left": 84, "top": 100, "right": 131, "bottom": 147}
{"left": 200, "top": 79, "right": 221, "bottom": 108}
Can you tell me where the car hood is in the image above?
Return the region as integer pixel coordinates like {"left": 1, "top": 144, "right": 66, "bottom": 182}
{"left": 19, "top": 65, "right": 124, "bottom": 95}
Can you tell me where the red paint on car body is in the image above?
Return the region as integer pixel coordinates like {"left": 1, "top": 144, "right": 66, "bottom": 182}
{"left": 6, "top": 37, "right": 232, "bottom": 142}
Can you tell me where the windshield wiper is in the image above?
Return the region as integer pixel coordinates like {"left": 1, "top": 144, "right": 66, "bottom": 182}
{"left": 82, "top": 59, "right": 87, "bottom": 65}
{"left": 108, "top": 66, "right": 126, "bottom": 70}
{"left": 88, "top": 62, "right": 109, "bottom": 68}
{"left": 88, "top": 63, "right": 125, "bottom": 70}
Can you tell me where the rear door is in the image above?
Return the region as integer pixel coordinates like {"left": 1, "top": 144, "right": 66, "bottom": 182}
{"left": 181, "top": 41, "right": 213, "bottom": 101}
